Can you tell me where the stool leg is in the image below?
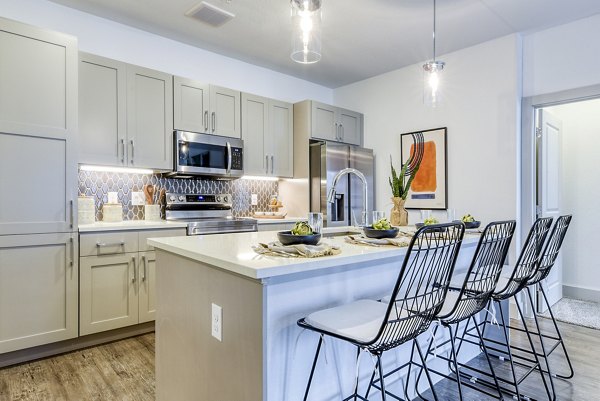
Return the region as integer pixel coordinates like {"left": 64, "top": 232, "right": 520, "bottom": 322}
{"left": 376, "top": 354, "right": 387, "bottom": 401}
{"left": 539, "top": 283, "right": 575, "bottom": 379}
{"left": 447, "top": 324, "right": 464, "bottom": 400}
{"left": 414, "top": 338, "right": 440, "bottom": 401}
{"left": 497, "top": 299, "right": 522, "bottom": 399}
{"left": 414, "top": 324, "right": 440, "bottom": 401}
{"left": 403, "top": 338, "right": 417, "bottom": 400}
{"left": 303, "top": 335, "right": 323, "bottom": 401}
{"left": 471, "top": 314, "right": 503, "bottom": 399}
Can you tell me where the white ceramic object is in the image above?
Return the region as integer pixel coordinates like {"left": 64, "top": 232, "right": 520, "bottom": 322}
{"left": 145, "top": 204, "right": 161, "bottom": 221}
{"left": 78, "top": 196, "right": 95, "bottom": 224}
{"left": 102, "top": 203, "right": 123, "bottom": 222}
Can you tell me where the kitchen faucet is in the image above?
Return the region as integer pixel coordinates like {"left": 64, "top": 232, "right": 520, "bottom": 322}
{"left": 327, "top": 168, "right": 368, "bottom": 226}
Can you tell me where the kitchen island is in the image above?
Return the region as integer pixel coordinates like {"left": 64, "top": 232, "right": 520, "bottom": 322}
{"left": 149, "top": 228, "right": 482, "bottom": 401}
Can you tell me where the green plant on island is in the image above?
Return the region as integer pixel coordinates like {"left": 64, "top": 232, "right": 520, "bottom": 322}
{"left": 389, "top": 155, "right": 421, "bottom": 200}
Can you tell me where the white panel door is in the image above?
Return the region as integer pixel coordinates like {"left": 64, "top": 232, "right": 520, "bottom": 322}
{"left": 338, "top": 108, "right": 362, "bottom": 145}
{"left": 269, "top": 100, "right": 293, "bottom": 178}
{"left": 138, "top": 251, "right": 156, "bottom": 323}
{"left": 80, "top": 253, "right": 139, "bottom": 335}
{"left": 537, "top": 109, "right": 563, "bottom": 309}
{"left": 311, "top": 101, "right": 337, "bottom": 141}
{"left": 241, "top": 93, "right": 268, "bottom": 176}
{"left": 173, "top": 76, "right": 210, "bottom": 133}
{"left": 210, "top": 85, "right": 241, "bottom": 138}
{"left": 0, "top": 233, "right": 78, "bottom": 353}
{"left": 127, "top": 65, "right": 173, "bottom": 170}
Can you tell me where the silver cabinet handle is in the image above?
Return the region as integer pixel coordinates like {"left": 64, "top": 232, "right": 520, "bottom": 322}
{"left": 130, "top": 139, "right": 135, "bottom": 164}
{"left": 69, "top": 237, "right": 74, "bottom": 267}
{"left": 120, "top": 139, "right": 126, "bottom": 164}
{"left": 69, "top": 199, "right": 74, "bottom": 228}
{"left": 204, "top": 110, "right": 209, "bottom": 131}
{"left": 265, "top": 155, "right": 269, "bottom": 174}
{"left": 271, "top": 155, "right": 274, "bottom": 174}
{"left": 141, "top": 255, "right": 147, "bottom": 282}
{"left": 226, "top": 141, "right": 232, "bottom": 174}
{"left": 132, "top": 256, "right": 136, "bottom": 283}
{"left": 334, "top": 123, "right": 339, "bottom": 140}
{"left": 96, "top": 241, "right": 125, "bottom": 248}
{"left": 211, "top": 112, "right": 216, "bottom": 132}
{"left": 340, "top": 124, "right": 344, "bottom": 141}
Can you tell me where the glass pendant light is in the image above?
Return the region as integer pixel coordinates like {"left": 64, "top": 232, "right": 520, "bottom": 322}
{"left": 423, "top": 0, "right": 445, "bottom": 107}
{"left": 290, "top": 0, "right": 322, "bottom": 64}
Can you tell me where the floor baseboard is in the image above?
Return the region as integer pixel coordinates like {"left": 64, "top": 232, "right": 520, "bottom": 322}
{"left": 563, "top": 285, "right": 600, "bottom": 303}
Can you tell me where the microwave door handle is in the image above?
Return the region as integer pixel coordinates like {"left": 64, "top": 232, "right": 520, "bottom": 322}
{"left": 226, "top": 141, "right": 232, "bottom": 174}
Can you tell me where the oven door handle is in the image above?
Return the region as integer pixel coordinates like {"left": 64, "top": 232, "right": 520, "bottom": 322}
{"left": 226, "top": 141, "right": 232, "bottom": 174}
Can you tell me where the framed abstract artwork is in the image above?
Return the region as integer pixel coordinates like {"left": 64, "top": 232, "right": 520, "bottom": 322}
{"left": 400, "top": 127, "right": 448, "bottom": 210}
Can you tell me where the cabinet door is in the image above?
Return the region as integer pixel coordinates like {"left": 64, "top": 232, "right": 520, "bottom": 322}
{"left": 127, "top": 65, "right": 174, "bottom": 170}
{"left": 138, "top": 251, "right": 156, "bottom": 323}
{"left": 80, "top": 253, "right": 139, "bottom": 335}
{"left": 241, "top": 93, "right": 268, "bottom": 176}
{"left": 338, "top": 108, "right": 362, "bottom": 146}
{"left": 173, "top": 76, "right": 210, "bottom": 133}
{"left": 0, "top": 132, "right": 77, "bottom": 235}
{"left": 311, "top": 101, "right": 338, "bottom": 141}
{"left": 0, "top": 233, "right": 78, "bottom": 353}
{"left": 269, "top": 100, "right": 294, "bottom": 178}
{"left": 0, "top": 17, "right": 77, "bottom": 140}
{"left": 79, "top": 53, "right": 127, "bottom": 166}
{"left": 210, "top": 85, "right": 241, "bottom": 138}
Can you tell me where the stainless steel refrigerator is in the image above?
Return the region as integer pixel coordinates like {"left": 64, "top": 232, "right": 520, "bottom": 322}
{"left": 309, "top": 141, "right": 374, "bottom": 227}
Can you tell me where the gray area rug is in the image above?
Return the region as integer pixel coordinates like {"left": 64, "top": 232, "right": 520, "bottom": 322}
{"left": 540, "top": 298, "right": 600, "bottom": 330}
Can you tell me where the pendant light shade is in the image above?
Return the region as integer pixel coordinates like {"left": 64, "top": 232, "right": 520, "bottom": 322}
{"left": 290, "top": 0, "right": 322, "bottom": 64}
{"left": 423, "top": 0, "right": 445, "bottom": 107}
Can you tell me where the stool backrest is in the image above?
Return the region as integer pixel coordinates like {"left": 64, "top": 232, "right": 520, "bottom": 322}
{"left": 440, "top": 220, "right": 516, "bottom": 324}
{"left": 528, "top": 215, "right": 572, "bottom": 285}
{"left": 369, "top": 222, "right": 465, "bottom": 352}
{"left": 495, "top": 217, "right": 552, "bottom": 298}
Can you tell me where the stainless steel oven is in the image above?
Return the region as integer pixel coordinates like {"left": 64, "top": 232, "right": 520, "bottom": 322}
{"left": 166, "top": 131, "right": 243, "bottom": 179}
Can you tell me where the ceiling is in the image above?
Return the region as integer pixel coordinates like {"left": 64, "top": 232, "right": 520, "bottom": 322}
{"left": 49, "top": 0, "right": 600, "bottom": 88}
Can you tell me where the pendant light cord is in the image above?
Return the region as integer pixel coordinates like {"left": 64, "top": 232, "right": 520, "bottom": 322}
{"left": 432, "top": 0, "right": 437, "bottom": 62}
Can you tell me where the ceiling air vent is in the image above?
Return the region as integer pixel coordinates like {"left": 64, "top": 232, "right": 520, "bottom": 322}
{"left": 185, "top": 1, "right": 235, "bottom": 27}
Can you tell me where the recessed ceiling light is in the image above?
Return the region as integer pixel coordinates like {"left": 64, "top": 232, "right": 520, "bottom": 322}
{"left": 185, "top": 1, "right": 235, "bottom": 27}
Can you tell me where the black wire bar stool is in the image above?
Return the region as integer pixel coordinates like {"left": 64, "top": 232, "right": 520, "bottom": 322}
{"left": 453, "top": 217, "right": 554, "bottom": 401}
{"left": 488, "top": 215, "right": 573, "bottom": 396}
{"left": 297, "top": 222, "right": 465, "bottom": 401}
{"left": 408, "top": 220, "right": 517, "bottom": 400}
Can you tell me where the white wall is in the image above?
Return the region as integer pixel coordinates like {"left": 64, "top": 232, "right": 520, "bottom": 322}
{"left": 523, "top": 14, "right": 600, "bottom": 97}
{"left": 0, "top": 0, "right": 332, "bottom": 104}
{"left": 333, "top": 35, "right": 522, "bottom": 225}
{"left": 546, "top": 100, "right": 600, "bottom": 295}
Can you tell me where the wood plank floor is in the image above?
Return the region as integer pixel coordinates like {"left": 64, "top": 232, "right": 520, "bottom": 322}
{"left": 0, "top": 318, "right": 599, "bottom": 401}
{"left": 0, "top": 334, "right": 154, "bottom": 401}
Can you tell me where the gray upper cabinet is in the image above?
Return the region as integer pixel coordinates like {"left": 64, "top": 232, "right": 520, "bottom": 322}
{"left": 0, "top": 17, "right": 77, "bottom": 235}
{"left": 242, "top": 93, "right": 293, "bottom": 178}
{"left": 78, "top": 54, "right": 173, "bottom": 170}
{"left": 173, "top": 76, "right": 240, "bottom": 138}
{"left": 305, "top": 100, "right": 363, "bottom": 146}
{"left": 127, "top": 65, "right": 173, "bottom": 170}
{"left": 79, "top": 53, "right": 127, "bottom": 166}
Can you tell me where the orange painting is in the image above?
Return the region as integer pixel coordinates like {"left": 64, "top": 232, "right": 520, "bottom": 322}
{"left": 410, "top": 141, "right": 437, "bottom": 192}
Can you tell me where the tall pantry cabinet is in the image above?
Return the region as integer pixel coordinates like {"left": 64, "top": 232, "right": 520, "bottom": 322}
{"left": 0, "top": 17, "right": 79, "bottom": 354}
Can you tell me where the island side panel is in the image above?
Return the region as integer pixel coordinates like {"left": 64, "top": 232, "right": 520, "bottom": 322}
{"left": 155, "top": 250, "right": 264, "bottom": 401}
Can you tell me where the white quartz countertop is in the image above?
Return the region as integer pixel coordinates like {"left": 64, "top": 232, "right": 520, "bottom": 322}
{"left": 148, "top": 226, "right": 480, "bottom": 280}
{"left": 79, "top": 220, "right": 189, "bottom": 232}
{"left": 249, "top": 217, "right": 304, "bottom": 224}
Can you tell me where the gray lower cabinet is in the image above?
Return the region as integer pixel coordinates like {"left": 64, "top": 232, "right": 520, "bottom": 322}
{"left": 0, "top": 17, "right": 78, "bottom": 236}
{"left": 173, "top": 76, "right": 241, "bottom": 138}
{"left": 0, "top": 233, "right": 78, "bottom": 354}
{"left": 78, "top": 52, "right": 173, "bottom": 170}
{"left": 79, "top": 228, "right": 184, "bottom": 335}
{"left": 242, "top": 93, "right": 293, "bottom": 178}
{"left": 297, "top": 100, "right": 363, "bottom": 146}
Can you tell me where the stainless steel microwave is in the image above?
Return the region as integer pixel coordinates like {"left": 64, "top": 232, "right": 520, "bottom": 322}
{"left": 166, "top": 131, "right": 243, "bottom": 179}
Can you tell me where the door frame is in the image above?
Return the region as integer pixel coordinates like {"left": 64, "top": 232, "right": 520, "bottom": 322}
{"left": 521, "top": 83, "right": 600, "bottom": 314}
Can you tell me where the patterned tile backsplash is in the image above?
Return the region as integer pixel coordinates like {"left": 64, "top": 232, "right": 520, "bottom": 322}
{"left": 78, "top": 170, "right": 278, "bottom": 221}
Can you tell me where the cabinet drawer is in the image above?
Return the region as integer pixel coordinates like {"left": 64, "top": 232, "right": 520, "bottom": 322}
{"left": 80, "top": 231, "right": 138, "bottom": 256}
{"left": 139, "top": 228, "right": 186, "bottom": 251}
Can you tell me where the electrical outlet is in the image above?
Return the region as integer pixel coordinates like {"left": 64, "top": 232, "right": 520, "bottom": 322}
{"left": 211, "top": 303, "right": 222, "bottom": 341}
{"left": 251, "top": 194, "right": 258, "bottom": 206}
{"left": 131, "top": 191, "right": 145, "bottom": 206}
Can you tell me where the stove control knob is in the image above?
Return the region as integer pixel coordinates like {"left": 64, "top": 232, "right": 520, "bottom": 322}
{"left": 169, "top": 195, "right": 176, "bottom": 202}
{"left": 178, "top": 195, "right": 185, "bottom": 202}
{"left": 216, "top": 195, "right": 222, "bottom": 203}
{"left": 223, "top": 196, "right": 229, "bottom": 203}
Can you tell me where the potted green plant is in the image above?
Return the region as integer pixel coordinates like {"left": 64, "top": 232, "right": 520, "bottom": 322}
{"left": 389, "top": 155, "right": 421, "bottom": 226}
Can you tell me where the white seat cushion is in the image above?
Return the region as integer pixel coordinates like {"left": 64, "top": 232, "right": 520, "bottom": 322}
{"left": 438, "top": 291, "right": 460, "bottom": 316}
{"left": 305, "top": 299, "right": 388, "bottom": 343}
{"left": 494, "top": 265, "right": 515, "bottom": 293}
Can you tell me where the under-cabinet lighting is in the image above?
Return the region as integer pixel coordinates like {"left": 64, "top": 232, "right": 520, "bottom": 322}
{"left": 241, "top": 175, "right": 279, "bottom": 181}
{"left": 80, "top": 165, "right": 154, "bottom": 175}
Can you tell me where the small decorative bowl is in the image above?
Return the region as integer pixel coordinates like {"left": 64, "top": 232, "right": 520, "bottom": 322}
{"left": 463, "top": 221, "right": 481, "bottom": 229}
{"left": 363, "top": 226, "right": 399, "bottom": 239}
{"left": 277, "top": 231, "right": 321, "bottom": 246}
{"left": 415, "top": 223, "right": 444, "bottom": 232}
